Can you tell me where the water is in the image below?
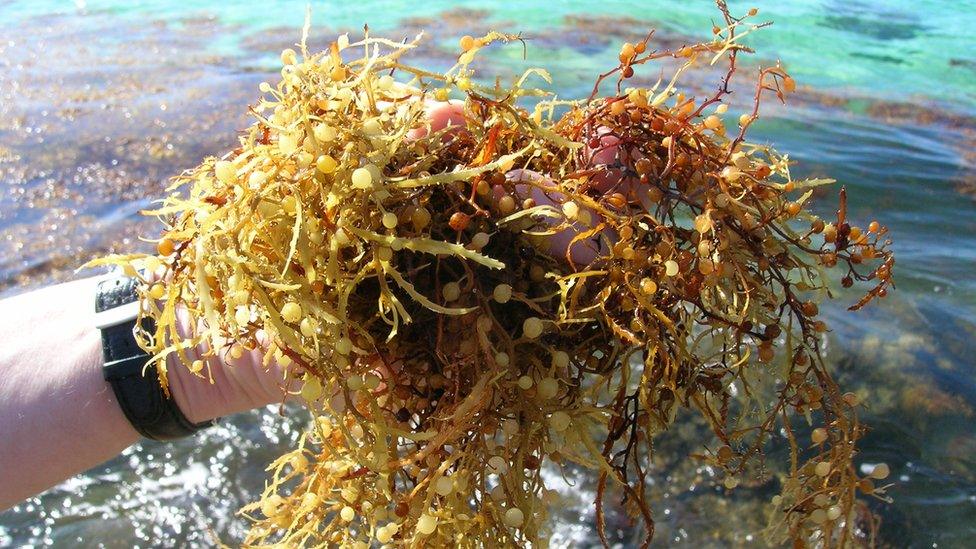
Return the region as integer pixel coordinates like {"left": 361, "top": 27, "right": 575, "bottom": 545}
{"left": 0, "top": 1, "right": 974, "bottom": 547}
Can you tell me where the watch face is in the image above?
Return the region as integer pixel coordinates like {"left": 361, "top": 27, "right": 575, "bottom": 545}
{"left": 95, "top": 276, "right": 141, "bottom": 312}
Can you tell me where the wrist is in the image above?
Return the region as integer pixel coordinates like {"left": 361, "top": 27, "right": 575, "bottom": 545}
{"left": 96, "top": 274, "right": 214, "bottom": 441}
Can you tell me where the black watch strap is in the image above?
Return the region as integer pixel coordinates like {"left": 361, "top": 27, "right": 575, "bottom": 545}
{"left": 96, "top": 275, "right": 214, "bottom": 441}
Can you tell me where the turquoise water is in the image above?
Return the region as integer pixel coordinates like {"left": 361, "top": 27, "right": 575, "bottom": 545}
{"left": 0, "top": 1, "right": 974, "bottom": 547}
{"left": 4, "top": 0, "right": 976, "bottom": 109}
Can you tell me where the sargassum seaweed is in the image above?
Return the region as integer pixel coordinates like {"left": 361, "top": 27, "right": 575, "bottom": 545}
{"left": 90, "top": 5, "right": 895, "bottom": 548}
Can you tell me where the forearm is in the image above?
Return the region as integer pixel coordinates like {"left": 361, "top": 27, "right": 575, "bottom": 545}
{"left": 0, "top": 277, "right": 136, "bottom": 510}
{"left": 0, "top": 276, "right": 288, "bottom": 511}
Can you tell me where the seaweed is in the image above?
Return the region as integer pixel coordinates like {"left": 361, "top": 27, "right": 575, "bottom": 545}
{"left": 88, "top": 3, "right": 896, "bottom": 547}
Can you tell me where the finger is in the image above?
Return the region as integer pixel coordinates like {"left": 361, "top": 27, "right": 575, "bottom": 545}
{"left": 497, "top": 169, "right": 610, "bottom": 266}
{"left": 585, "top": 126, "right": 648, "bottom": 208}
{"left": 407, "top": 100, "right": 466, "bottom": 140}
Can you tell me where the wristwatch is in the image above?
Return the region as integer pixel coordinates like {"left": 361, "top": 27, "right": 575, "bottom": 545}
{"left": 94, "top": 274, "right": 214, "bottom": 441}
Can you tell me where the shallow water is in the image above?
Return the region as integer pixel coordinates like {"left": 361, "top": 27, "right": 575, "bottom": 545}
{"left": 0, "top": 1, "right": 974, "bottom": 547}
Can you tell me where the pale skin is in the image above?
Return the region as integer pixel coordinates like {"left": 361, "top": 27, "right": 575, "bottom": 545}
{"left": 0, "top": 275, "right": 285, "bottom": 511}
{"left": 0, "top": 102, "right": 622, "bottom": 512}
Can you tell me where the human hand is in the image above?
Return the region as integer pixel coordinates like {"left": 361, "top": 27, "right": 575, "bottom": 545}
{"left": 165, "top": 100, "right": 623, "bottom": 422}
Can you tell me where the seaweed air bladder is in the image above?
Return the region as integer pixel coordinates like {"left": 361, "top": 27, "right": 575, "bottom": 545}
{"left": 89, "top": 4, "right": 895, "bottom": 547}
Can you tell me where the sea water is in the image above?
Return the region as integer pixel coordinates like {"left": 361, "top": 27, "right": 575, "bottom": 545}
{"left": 0, "top": 1, "right": 974, "bottom": 546}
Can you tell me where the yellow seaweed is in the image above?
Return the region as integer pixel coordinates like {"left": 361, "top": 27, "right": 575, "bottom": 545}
{"left": 89, "top": 5, "right": 896, "bottom": 548}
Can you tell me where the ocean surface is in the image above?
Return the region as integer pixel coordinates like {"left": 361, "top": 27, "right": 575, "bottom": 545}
{"left": 0, "top": 1, "right": 974, "bottom": 547}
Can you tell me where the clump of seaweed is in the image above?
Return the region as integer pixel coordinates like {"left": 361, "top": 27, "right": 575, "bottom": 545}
{"left": 91, "top": 4, "right": 896, "bottom": 547}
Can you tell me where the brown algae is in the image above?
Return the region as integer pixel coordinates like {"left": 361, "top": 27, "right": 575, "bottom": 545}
{"left": 90, "top": 6, "right": 896, "bottom": 547}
